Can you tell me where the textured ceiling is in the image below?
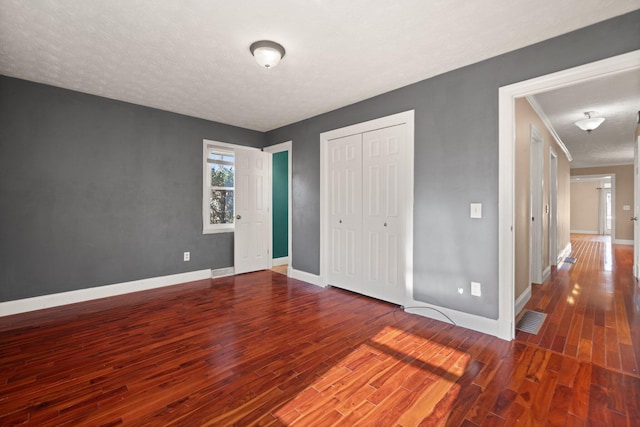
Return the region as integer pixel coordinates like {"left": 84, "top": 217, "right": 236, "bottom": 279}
{"left": 0, "top": 0, "right": 639, "bottom": 132}
{"left": 532, "top": 70, "right": 640, "bottom": 169}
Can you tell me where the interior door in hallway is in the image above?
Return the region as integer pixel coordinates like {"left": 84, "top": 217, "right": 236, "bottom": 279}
{"left": 529, "top": 125, "right": 544, "bottom": 284}
{"left": 327, "top": 134, "right": 363, "bottom": 291}
{"left": 234, "top": 148, "right": 271, "bottom": 274}
{"left": 362, "top": 125, "right": 407, "bottom": 304}
{"left": 634, "top": 135, "right": 639, "bottom": 278}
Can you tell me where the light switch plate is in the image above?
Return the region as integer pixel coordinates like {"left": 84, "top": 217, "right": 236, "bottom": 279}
{"left": 470, "top": 203, "right": 482, "bottom": 219}
{"left": 471, "top": 281, "right": 482, "bottom": 297}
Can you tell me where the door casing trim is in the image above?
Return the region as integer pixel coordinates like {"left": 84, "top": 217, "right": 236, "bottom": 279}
{"left": 498, "top": 50, "right": 640, "bottom": 340}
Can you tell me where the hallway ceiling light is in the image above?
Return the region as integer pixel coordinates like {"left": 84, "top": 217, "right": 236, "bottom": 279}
{"left": 574, "top": 111, "right": 605, "bottom": 133}
{"left": 250, "top": 40, "right": 285, "bottom": 69}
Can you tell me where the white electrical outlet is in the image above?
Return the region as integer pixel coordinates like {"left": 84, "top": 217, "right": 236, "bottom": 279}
{"left": 471, "top": 281, "right": 481, "bottom": 297}
{"left": 183, "top": 251, "right": 190, "bottom": 261}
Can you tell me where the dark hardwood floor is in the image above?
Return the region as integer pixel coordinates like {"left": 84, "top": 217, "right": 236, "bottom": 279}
{"left": 1, "top": 235, "right": 639, "bottom": 425}
{"left": 516, "top": 234, "right": 640, "bottom": 376}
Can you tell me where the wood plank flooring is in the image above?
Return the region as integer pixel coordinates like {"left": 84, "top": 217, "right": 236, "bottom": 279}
{"left": 271, "top": 264, "right": 288, "bottom": 276}
{"left": 1, "top": 235, "right": 639, "bottom": 425}
{"left": 516, "top": 234, "right": 640, "bottom": 377}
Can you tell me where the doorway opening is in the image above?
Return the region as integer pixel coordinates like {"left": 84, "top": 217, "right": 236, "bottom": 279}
{"left": 264, "top": 141, "right": 292, "bottom": 276}
{"left": 604, "top": 188, "right": 613, "bottom": 235}
{"left": 498, "top": 50, "right": 640, "bottom": 340}
{"left": 570, "top": 174, "right": 614, "bottom": 240}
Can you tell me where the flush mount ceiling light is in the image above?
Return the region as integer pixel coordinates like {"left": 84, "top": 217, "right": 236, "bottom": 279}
{"left": 250, "top": 40, "right": 285, "bottom": 69}
{"left": 574, "top": 111, "right": 605, "bottom": 133}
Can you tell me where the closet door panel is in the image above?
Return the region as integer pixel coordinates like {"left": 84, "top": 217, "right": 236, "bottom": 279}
{"left": 362, "top": 124, "right": 406, "bottom": 304}
{"left": 327, "top": 134, "right": 363, "bottom": 290}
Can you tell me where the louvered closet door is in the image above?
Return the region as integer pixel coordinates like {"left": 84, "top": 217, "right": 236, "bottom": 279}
{"left": 327, "top": 134, "right": 363, "bottom": 291}
{"left": 362, "top": 124, "right": 406, "bottom": 304}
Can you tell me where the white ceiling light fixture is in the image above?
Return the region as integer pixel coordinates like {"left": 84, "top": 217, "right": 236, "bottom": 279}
{"left": 250, "top": 40, "right": 286, "bottom": 69}
{"left": 574, "top": 111, "right": 605, "bottom": 133}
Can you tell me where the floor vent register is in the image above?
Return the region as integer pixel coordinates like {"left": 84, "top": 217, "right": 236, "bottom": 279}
{"left": 516, "top": 310, "right": 547, "bottom": 335}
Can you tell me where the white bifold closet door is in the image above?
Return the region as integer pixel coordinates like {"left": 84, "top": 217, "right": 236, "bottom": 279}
{"left": 362, "top": 126, "right": 406, "bottom": 304}
{"left": 327, "top": 124, "right": 407, "bottom": 305}
{"left": 327, "top": 133, "right": 363, "bottom": 291}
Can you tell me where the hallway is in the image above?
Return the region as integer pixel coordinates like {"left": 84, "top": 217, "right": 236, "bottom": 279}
{"left": 516, "top": 234, "right": 639, "bottom": 375}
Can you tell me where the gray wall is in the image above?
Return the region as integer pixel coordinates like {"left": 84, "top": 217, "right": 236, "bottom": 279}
{"left": 2, "top": 11, "right": 638, "bottom": 312}
{"left": 0, "top": 77, "right": 264, "bottom": 301}
{"left": 265, "top": 10, "right": 640, "bottom": 319}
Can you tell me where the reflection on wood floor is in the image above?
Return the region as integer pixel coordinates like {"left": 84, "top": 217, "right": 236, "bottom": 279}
{"left": 0, "top": 237, "right": 638, "bottom": 425}
{"left": 517, "top": 234, "right": 639, "bottom": 376}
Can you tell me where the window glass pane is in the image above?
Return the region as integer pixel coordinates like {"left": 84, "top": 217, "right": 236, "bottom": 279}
{"left": 204, "top": 143, "right": 236, "bottom": 233}
{"left": 210, "top": 162, "right": 234, "bottom": 187}
{"left": 209, "top": 189, "right": 234, "bottom": 225}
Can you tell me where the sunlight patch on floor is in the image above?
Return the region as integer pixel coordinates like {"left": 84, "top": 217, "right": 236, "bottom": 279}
{"left": 273, "top": 326, "right": 468, "bottom": 425}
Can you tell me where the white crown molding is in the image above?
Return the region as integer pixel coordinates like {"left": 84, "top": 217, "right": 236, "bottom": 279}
{"left": 571, "top": 161, "right": 635, "bottom": 169}
{"left": 525, "top": 95, "right": 573, "bottom": 162}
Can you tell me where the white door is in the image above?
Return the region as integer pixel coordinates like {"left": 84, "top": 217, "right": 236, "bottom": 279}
{"left": 549, "top": 150, "right": 558, "bottom": 267}
{"left": 362, "top": 125, "right": 406, "bottom": 304}
{"left": 321, "top": 110, "right": 414, "bottom": 306}
{"left": 327, "top": 134, "right": 363, "bottom": 290}
{"left": 234, "top": 148, "right": 271, "bottom": 274}
{"left": 634, "top": 136, "right": 639, "bottom": 278}
{"left": 603, "top": 189, "right": 612, "bottom": 235}
{"left": 529, "top": 125, "right": 543, "bottom": 284}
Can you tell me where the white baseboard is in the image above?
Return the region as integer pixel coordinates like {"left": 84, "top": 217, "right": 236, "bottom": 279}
{"left": 289, "top": 268, "right": 324, "bottom": 288}
{"left": 514, "top": 286, "right": 532, "bottom": 317}
{"left": 211, "top": 267, "right": 235, "bottom": 278}
{"left": 570, "top": 230, "right": 598, "bottom": 234}
{"left": 557, "top": 242, "right": 572, "bottom": 266}
{"left": 542, "top": 266, "right": 551, "bottom": 283}
{"left": 0, "top": 269, "right": 212, "bottom": 317}
{"left": 614, "top": 239, "right": 634, "bottom": 245}
{"left": 272, "top": 256, "right": 289, "bottom": 266}
{"left": 403, "top": 298, "right": 504, "bottom": 340}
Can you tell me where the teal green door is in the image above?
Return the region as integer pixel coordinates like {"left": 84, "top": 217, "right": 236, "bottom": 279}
{"left": 272, "top": 151, "right": 288, "bottom": 259}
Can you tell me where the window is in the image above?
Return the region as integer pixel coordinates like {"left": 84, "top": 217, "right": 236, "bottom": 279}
{"left": 203, "top": 141, "right": 235, "bottom": 233}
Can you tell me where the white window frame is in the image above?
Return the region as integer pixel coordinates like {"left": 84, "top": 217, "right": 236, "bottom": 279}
{"left": 203, "top": 140, "right": 238, "bottom": 234}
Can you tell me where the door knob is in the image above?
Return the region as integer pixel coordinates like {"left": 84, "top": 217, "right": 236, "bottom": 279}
{"left": 236, "top": 215, "right": 242, "bottom": 220}
{"left": 631, "top": 217, "right": 637, "bottom": 221}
